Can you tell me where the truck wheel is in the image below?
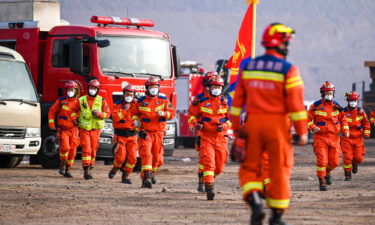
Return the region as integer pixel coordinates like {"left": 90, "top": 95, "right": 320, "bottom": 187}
{"left": 38, "top": 134, "right": 60, "bottom": 169}
{"left": 0, "top": 155, "right": 23, "bottom": 168}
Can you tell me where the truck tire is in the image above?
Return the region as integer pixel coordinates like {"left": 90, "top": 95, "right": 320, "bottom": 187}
{"left": 0, "top": 155, "right": 23, "bottom": 168}
{"left": 38, "top": 134, "right": 60, "bottom": 169}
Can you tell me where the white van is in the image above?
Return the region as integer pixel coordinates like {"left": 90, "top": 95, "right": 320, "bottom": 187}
{"left": 0, "top": 46, "right": 41, "bottom": 168}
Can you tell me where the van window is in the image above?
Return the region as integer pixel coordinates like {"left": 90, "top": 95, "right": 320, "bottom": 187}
{"left": 52, "top": 39, "right": 90, "bottom": 73}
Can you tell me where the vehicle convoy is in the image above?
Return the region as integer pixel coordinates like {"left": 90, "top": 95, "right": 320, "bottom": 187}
{"left": 0, "top": 0, "right": 179, "bottom": 168}
{"left": 0, "top": 46, "right": 41, "bottom": 168}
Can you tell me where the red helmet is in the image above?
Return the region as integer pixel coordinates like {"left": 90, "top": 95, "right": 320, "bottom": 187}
{"left": 320, "top": 81, "right": 335, "bottom": 92}
{"left": 203, "top": 71, "right": 218, "bottom": 86}
{"left": 88, "top": 79, "right": 100, "bottom": 89}
{"left": 345, "top": 91, "right": 360, "bottom": 101}
{"left": 261, "top": 23, "right": 295, "bottom": 48}
{"left": 123, "top": 84, "right": 135, "bottom": 93}
{"left": 145, "top": 76, "right": 160, "bottom": 87}
{"left": 209, "top": 76, "right": 224, "bottom": 86}
{"left": 65, "top": 80, "right": 78, "bottom": 89}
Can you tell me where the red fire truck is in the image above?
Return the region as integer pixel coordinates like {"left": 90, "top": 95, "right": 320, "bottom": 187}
{"left": 0, "top": 16, "right": 179, "bottom": 168}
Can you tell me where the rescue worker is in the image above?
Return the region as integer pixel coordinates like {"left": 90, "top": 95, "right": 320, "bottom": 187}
{"left": 307, "top": 81, "right": 349, "bottom": 191}
{"left": 133, "top": 77, "right": 175, "bottom": 188}
{"left": 230, "top": 23, "right": 308, "bottom": 225}
{"left": 78, "top": 79, "right": 110, "bottom": 180}
{"left": 369, "top": 110, "right": 375, "bottom": 126}
{"left": 48, "top": 80, "right": 80, "bottom": 178}
{"left": 188, "top": 71, "right": 216, "bottom": 192}
{"left": 108, "top": 84, "right": 138, "bottom": 184}
{"left": 188, "top": 75, "right": 231, "bottom": 200}
{"left": 341, "top": 91, "right": 370, "bottom": 181}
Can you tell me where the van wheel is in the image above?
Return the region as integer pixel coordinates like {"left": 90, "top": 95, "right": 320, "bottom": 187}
{"left": 0, "top": 155, "right": 23, "bottom": 168}
{"left": 38, "top": 134, "right": 60, "bottom": 169}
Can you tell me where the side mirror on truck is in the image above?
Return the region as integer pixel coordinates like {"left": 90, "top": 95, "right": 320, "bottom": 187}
{"left": 172, "top": 45, "right": 180, "bottom": 78}
{"left": 69, "top": 41, "right": 84, "bottom": 75}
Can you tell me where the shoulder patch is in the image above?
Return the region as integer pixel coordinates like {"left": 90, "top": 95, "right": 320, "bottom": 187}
{"left": 59, "top": 96, "right": 67, "bottom": 101}
{"left": 313, "top": 100, "right": 322, "bottom": 107}
{"left": 115, "top": 100, "right": 123, "bottom": 105}
{"left": 138, "top": 96, "right": 146, "bottom": 102}
{"left": 199, "top": 97, "right": 209, "bottom": 103}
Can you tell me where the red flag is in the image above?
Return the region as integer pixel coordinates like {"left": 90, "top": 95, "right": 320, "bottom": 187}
{"left": 226, "top": 2, "right": 258, "bottom": 82}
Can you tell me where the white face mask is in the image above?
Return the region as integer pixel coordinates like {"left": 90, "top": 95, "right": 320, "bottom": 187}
{"left": 67, "top": 90, "right": 75, "bottom": 98}
{"left": 324, "top": 95, "right": 333, "bottom": 101}
{"left": 211, "top": 88, "right": 221, "bottom": 96}
{"left": 89, "top": 89, "right": 97, "bottom": 96}
{"left": 149, "top": 88, "right": 159, "bottom": 96}
{"left": 124, "top": 96, "right": 133, "bottom": 103}
{"left": 349, "top": 101, "right": 357, "bottom": 108}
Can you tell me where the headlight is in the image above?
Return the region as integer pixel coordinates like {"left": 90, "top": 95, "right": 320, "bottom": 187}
{"left": 26, "top": 128, "right": 41, "bottom": 138}
{"left": 165, "top": 123, "right": 176, "bottom": 136}
{"left": 101, "top": 121, "right": 114, "bottom": 136}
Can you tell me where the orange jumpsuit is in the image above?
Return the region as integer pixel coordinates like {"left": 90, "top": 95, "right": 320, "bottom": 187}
{"left": 133, "top": 94, "right": 175, "bottom": 176}
{"left": 188, "top": 94, "right": 231, "bottom": 184}
{"left": 230, "top": 51, "right": 307, "bottom": 209}
{"left": 111, "top": 100, "right": 138, "bottom": 174}
{"left": 307, "top": 100, "right": 349, "bottom": 178}
{"left": 48, "top": 96, "right": 80, "bottom": 167}
{"left": 341, "top": 106, "right": 370, "bottom": 172}
{"left": 370, "top": 111, "right": 375, "bottom": 125}
{"left": 79, "top": 95, "right": 110, "bottom": 167}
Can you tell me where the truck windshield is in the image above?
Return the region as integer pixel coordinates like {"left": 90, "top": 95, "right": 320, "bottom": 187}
{"left": 98, "top": 36, "right": 171, "bottom": 78}
{"left": 0, "top": 60, "right": 37, "bottom": 101}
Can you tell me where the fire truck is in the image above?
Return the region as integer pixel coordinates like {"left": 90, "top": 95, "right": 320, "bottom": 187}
{"left": 0, "top": 1, "right": 179, "bottom": 168}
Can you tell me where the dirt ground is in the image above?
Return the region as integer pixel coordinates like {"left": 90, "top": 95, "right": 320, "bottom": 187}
{"left": 1, "top": 139, "right": 375, "bottom": 225}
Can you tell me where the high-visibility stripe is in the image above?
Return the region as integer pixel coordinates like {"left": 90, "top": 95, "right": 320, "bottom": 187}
{"left": 264, "top": 178, "right": 271, "bottom": 185}
{"left": 91, "top": 158, "right": 96, "bottom": 162}
{"left": 286, "top": 76, "right": 301, "bottom": 83}
{"left": 141, "top": 165, "right": 152, "bottom": 171}
{"left": 152, "top": 167, "right": 158, "bottom": 172}
{"left": 226, "top": 120, "right": 232, "bottom": 126}
{"left": 118, "top": 112, "right": 123, "bottom": 119}
{"left": 114, "top": 161, "right": 122, "bottom": 168}
{"left": 267, "top": 198, "right": 290, "bottom": 209}
{"left": 166, "top": 111, "right": 171, "bottom": 119}
{"left": 71, "top": 113, "right": 77, "bottom": 117}
{"left": 201, "top": 107, "right": 213, "bottom": 114}
{"left": 60, "top": 152, "right": 68, "bottom": 157}
{"left": 343, "top": 164, "right": 352, "bottom": 169}
{"left": 364, "top": 130, "right": 370, "bottom": 134}
{"left": 285, "top": 80, "right": 304, "bottom": 89}
{"left": 66, "top": 159, "right": 74, "bottom": 164}
{"left": 356, "top": 116, "right": 363, "bottom": 121}
{"left": 371, "top": 118, "right": 375, "bottom": 122}
{"left": 307, "top": 121, "right": 314, "bottom": 128}
{"left": 347, "top": 118, "right": 353, "bottom": 122}
{"left": 82, "top": 156, "right": 91, "bottom": 161}
{"left": 331, "top": 111, "right": 339, "bottom": 116}
{"left": 290, "top": 111, "right": 307, "bottom": 121}
{"left": 62, "top": 105, "right": 70, "bottom": 110}
{"left": 316, "top": 166, "right": 326, "bottom": 171}
{"left": 126, "top": 163, "right": 135, "bottom": 169}
{"left": 203, "top": 171, "right": 215, "bottom": 177}
{"left": 230, "top": 106, "right": 242, "bottom": 116}
{"left": 198, "top": 164, "right": 204, "bottom": 170}
{"left": 342, "top": 126, "right": 349, "bottom": 130}
{"left": 132, "top": 115, "right": 139, "bottom": 120}
{"left": 315, "top": 111, "right": 327, "bottom": 116}
{"left": 242, "top": 182, "right": 263, "bottom": 195}
{"left": 217, "top": 108, "right": 228, "bottom": 114}
{"left": 242, "top": 71, "right": 284, "bottom": 82}
{"left": 102, "top": 113, "right": 107, "bottom": 118}
{"left": 139, "top": 107, "right": 151, "bottom": 112}
{"left": 48, "top": 119, "right": 55, "bottom": 123}
{"left": 188, "top": 116, "right": 196, "bottom": 123}
{"left": 155, "top": 104, "right": 165, "bottom": 111}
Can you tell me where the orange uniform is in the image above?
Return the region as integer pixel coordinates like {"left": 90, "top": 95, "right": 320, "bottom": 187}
{"left": 230, "top": 52, "right": 307, "bottom": 209}
{"left": 78, "top": 95, "right": 110, "bottom": 168}
{"left": 341, "top": 106, "right": 370, "bottom": 172}
{"left": 307, "top": 100, "right": 349, "bottom": 178}
{"left": 188, "top": 94, "right": 231, "bottom": 185}
{"left": 133, "top": 94, "right": 175, "bottom": 176}
{"left": 48, "top": 96, "right": 80, "bottom": 167}
{"left": 370, "top": 110, "right": 375, "bottom": 125}
{"left": 111, "top": 99, "right": 138, "bottom": 174}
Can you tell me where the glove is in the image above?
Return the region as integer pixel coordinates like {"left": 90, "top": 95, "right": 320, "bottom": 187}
{"left": 72, "top": 119, "right": 78, "bottom": 126}
{"left": 230, "top": 137, "right": 246, "bottom": 162}
{"left": 138, "top": 130, "right": 147, "bottom": 140}
{"left": 195, "top": 122, "right": 203, "bottom": 130}
{"left": 157, "top": 111, "right": 165, "bottom": 117}
{"left": 217, "top": 124, "right": 224, "bottom": 132}
{"left": 133, "top": 120, "right": 141, "bottom": 128}
{"left": 344, "top": 131, "right": 350, "bottom": 138}
{"left": 92, "top": 110, "right": 102, "bottom": 118}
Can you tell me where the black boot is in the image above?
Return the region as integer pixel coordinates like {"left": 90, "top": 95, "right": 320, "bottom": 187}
{"left": 151, "top": 173, "right": 157, "bottom": 184}
{"left": 318, "top": 177, "right": 327, "bottom": 191}
{"left": 88, "top": 167, "right": 94, "bottom": 179}
{"left": 197, "top": 172, "right": 205, "bottom": 192}
{"left": 121, "top": 170, "right": 132, "bottom": 184}
{"left": 324, "top": 172, "right": 332, "bottom": 185}
{"left": 59, "top": 160, "right": 66, "bottom": 175}
{"left": 245, "top": 192, "right": 265, "bottom": 225}
{"left": 269, "top": 208, "right": 290, "bottom": 225}
{"left": 83, "top": 166, "right": 91, "bottom": 180}
{"left": 63, "top": 165, "right": 73, "bottom": 178}
{"left": 205, "top": 183, "right": 215, "bottom": 200}
{"left": 108, "top": 167, "right": 118, "bottom": 179}
{"left": 344, "top": 171, "right": 351, "bottom": 181}
{"left": 352, "top": 163, "right": 358, "bottom": 174}
{"left": 141, "top": 171, "right": 152, "bottom": 189}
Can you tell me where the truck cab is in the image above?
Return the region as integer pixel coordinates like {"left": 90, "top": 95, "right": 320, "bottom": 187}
{"left": 0, "top": 46, "right": 41, "bottom": 168}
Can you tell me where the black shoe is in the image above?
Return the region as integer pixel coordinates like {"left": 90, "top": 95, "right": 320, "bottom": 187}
{"left": 59, "top": 167, "right": 65, "bottom": 175}
{"left": 122, "top": 178, "right": 132, "bottom": 184}
{"left": 319, "top": 177, "right": 327, "bottom": 191}
{"left": 269, "top": 218, "right": 291, "bottom": 225}
{"left": 141, "top": 171, "right": 153, "bottom": 189}
{"left": 324, "top": 173, "right": 332, "bottom": 185}
{"left": 205, "top": 183, "right": 215, "bottom": 200}
{"left": 83, "top": 166, "right": 91, "bottom": 180}
{"left": 151, "top": 176, "right": 157, "bottom": 184}
{"left": 63, "top": 172, "right": 73, "bottom": 178}
{"left": 344, "top": 171, "right": 351, "bottom": 181}
{"left": 108, "top": 169, "right": 117, "bottom": 179}
{"left": 197, "top": 183, "right": 205, "bottom": 192}
{"left": 269, "top": 208, "right": 290, "bottom": 225}
{"left": 246, "top": 192, "right": 265, "bottom": 225}
{"left": 352, "top": 164, "right": 358, "bottom": 174}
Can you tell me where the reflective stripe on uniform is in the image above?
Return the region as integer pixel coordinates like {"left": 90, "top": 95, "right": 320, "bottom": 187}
{"left": 201, "top": 107, "right": 213, "bottom": 114}
{"left": 371, "top": 118, "right": 375, "bottom": 122}
{"left": 139, "top": 107, "right": 151, "bottom": 112}
{"left": 66, "top": 159, "right": 74, "bottom": 164}
{"left": 71, "top": 113, "right": 77, "bottom": 117}
{"left": 203, "top": 171, "right": 215, "bottom": 176}
{"left": 126, "top": 163, "right": 135, "bottom": 169}
{"left": 91, "top": 158, "right": 96, "bottom": 162}
{"left": 82, "top": 156, "right": 91, "bottom": 161}
{"left": 132, "top": 115, "right": 139, "bottom": 120}
{"left": 343, "top": 164, "right": 352, "bottom": 169}
{"left": 114, "top": 161, "right": 122, "bottom": 168}
{"left": 356, "top": 116, "right": 363, "bottom": 121}
{"left": 267, "top": 198, "right": 290, "bottom": 209}
{"left": 152, "top": 167, "right": 158, "bottom": 172}
{"left": 242, "top": 71, "right": 284, "bottom": 82}
{"left": 316, "top": 166, "right": 326, "bottom": 171}
{"left": 198, "top": 164, "right": 204, "bottom": 170}
{"left": 364, "top": 130, "right": 370, "bottom": 134}
{"left": 155, "top": 104, "right": 165, "bottom": 111}
{"left": 264, "top": 178, "right": 271, "bottom": 185}
{"left": 217, "top": 108, "right": 228, "bottom": 114}
{"left": 230, "top": 106, "right": 242, "bottom": 116}
{"left": 241, "top": 181, "right": 263, "bottom": 195}
{"left": 141, "top": 165, "right": 152, "bottom": 171}
{"left": 315, "top": 111, "right": 327, "bottom": 116}
{"left": 347, "top": 118, "right": 353, "bottom": 122}
{"left": 188, "top": 116, "right": 196, "bottom": 123}
{"left": 307, "top": 121, "right": 314, "bottom": 128}
{"left": 60, "top": 152, "right": 68, "bottom": 157}
{"left": 118, "top": 112, "right": 123, "bottom": 119}
{"left": 342, "top": 126, "right": 349, "bottom": 130}
{"left": 331, "top": 111, "right": 339, "bottom": 116}
{"left": 49, "top": 119, "right": 55, "bottom": 123}
{"left": 290, "top": 110, "right": 307, "bottom": 121}
{"left": 285, "top": 76, "right": 304, "bottom": 89}
{"left": 62, "top": 105, "right": 70, "bottom": 110}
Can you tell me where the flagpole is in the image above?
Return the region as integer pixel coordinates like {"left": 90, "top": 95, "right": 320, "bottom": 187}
{"left": 251, "top": 3, "right": 257, "bottom": 58}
